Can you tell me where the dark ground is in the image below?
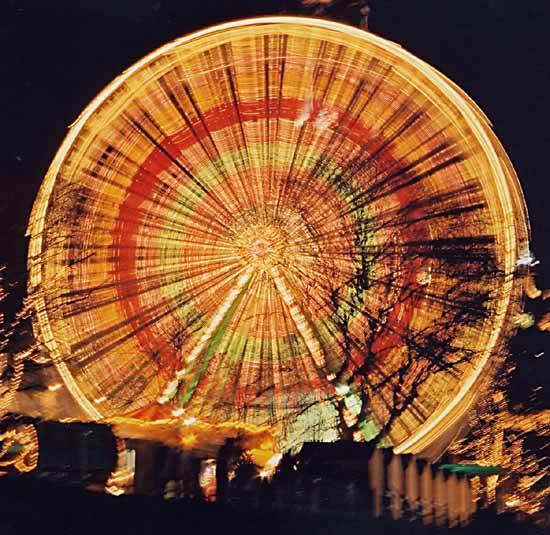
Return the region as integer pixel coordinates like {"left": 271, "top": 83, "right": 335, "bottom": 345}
{"left": 0, "top": 475, "right": 546, "bottom": 535}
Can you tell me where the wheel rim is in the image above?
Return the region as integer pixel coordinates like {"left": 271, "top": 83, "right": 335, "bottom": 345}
{"left": 28, "top": 17, "right": 529, "bottom": 453}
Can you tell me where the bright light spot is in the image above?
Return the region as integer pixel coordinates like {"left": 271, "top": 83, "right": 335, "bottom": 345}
{"left": 183, "top": 417, "right": 196, "bottom": 426}
{"left": 505, "top": 498, "right": 520, "bottom": 507}
{"left": 335, "top": 383, "right": 350, "bottom": 396}
{"left": 159, "top": 379, "right": 180, "bottom": 403}
{"left": 258, "top": 453, "right": 282, "bottom": 479}
{"left": 199, "top": 460, "right": 216, "bottom": 500}
{"left": 105, "top": 485, "right": 125, "bottom": 496}
{"left": 172, "top": 408, "right": 185, "bottom": 417}
{"left": 344, "top": 393, "right": 362, "bottom": 415}
{"left": 94, "top": 396, "right": 107, "bottom": 404}
{"left": 167, "top": 379, "right": 178, "bottom": 391}
{"left": 514, "top": 312, "right": 535, "bottom": 329}
{"left": 251, "top": 238, "right": 271, "bottom": 258}
{"left": 176, "top": 368, "right": 187, "bottom": 379}
{"left": 517, "top": 252, "right": 535, "bottom": 266}
{"left": 314, "top": 108, "right": 338, "bottom": 129}
{"left": 181, "top": 434, "right": 196, "bottom": 446}
{"left": 48, "top": 383, "right": 62, "bottom": 392}
{"left": 343, "top": 407, "right": 358, "bottom": 427}
{"left": 265, "top": 453, "right": 282, "bottom": 468}
{"left": 534, "top": 352, "right": 544, "bottom": 358}
{"left": 416, "top": 269, "right": 432, "bottom": 286}
{"left": 295, "top": 97, "right": 312, "bottom": 126}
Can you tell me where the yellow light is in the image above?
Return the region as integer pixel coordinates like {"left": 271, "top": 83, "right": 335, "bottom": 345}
{"left": 180, "top": 434, "right": 196, "bottom": 447}
{"left": 270, "top": 264, "right": 327, "bottom": 370}
{"left": 257, "top": 452, "right": 283, "bottom": 479}
{"left": 105, "top": 485, "right": 125, "bottom": 496}
{"left": 180, "top": 266, "right": 253, "bottom": 369}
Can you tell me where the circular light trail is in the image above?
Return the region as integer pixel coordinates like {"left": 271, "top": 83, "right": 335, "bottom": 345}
{"left": 27, "top": 17, "right": 529, "bottom": 453}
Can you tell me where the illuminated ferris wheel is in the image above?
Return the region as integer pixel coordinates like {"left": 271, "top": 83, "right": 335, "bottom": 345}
{"left": 27, "top": 17, "right": 529, "bottom": 454}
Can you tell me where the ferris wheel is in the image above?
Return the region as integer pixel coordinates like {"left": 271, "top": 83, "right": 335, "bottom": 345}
{"left": 27, "top": 17, "right": 529, "bottom": 454}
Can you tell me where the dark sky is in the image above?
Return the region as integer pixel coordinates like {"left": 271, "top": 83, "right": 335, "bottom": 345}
{"left": 2, "top": 0, "right": 549, "bottom": 274}
{"left": 1, "top": 0, "right": 549, "bottom": 406}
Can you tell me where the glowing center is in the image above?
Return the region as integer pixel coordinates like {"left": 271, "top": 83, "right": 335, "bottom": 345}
{"left": 251, "top": 238, "right": 272, "bottom": 259}
{"left": 236, "top": 224, "right": 289, "bottom": 270}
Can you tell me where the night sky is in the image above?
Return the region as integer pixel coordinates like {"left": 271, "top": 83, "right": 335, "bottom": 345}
{"left": 1, "top": 0, "right": 549, "bottom": 408}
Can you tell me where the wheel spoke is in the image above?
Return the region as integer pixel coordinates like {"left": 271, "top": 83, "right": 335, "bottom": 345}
{"left": 178, "top": 265, "right": 254, "bottom": 373}
{"left": 269, "top": 264, "right": 328, "bottom": 373}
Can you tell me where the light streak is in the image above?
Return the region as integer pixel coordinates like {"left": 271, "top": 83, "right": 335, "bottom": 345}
{"left": 179, "top": 266, "right": 253, "bottom": 370}
{"left": 269, "top": 264, "right": 327, "bottom": 371}
{"left": 259, "top": 452, "right": 282, "bottom": 479}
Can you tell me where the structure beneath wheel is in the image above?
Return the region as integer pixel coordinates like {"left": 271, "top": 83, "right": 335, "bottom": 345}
{"left": 27, "top": 17, "right": 529, "bottom": 456}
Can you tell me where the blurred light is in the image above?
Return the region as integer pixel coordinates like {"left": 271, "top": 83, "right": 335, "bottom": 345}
{"left": 344, "top": 393, "right": 362, "bottom": 415}
{"left": 259, "top": 453, "right": 282, "bottom": 479}
{"left": 48, "top": 383, "right": 62, "bottom": 392}
{"left": 105, "top": 485, "right": 125, "bottom": 496}
{"left": 514, "top": 312, "right": 535, "bottom": 329}
{"left": 335, "top": 384, "right": 350, "bottom": 396}
{"left": 517, "top": 253, "right": 535, "bottom": 266}
{"left": 176, "top": 368, "right": 187, "bottom": 379}
{"left": 183, "top": 417, "right": 196, "bottom": 426}
{"left": 180, "top": 434, "right": 196, "bottom": 447}
{"left": 199, "top": 460, "right": 216, "bottom": 500}
{"left": 172, "top": 408, "right": 185, "bottom": 417}
{"left": 265, "top": 453, "right": 282, "bottom": 468}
